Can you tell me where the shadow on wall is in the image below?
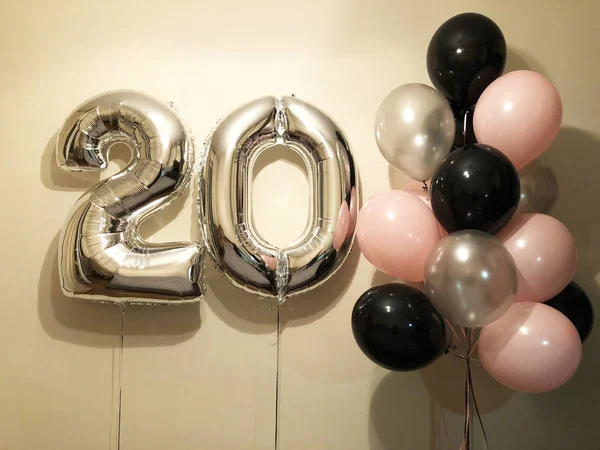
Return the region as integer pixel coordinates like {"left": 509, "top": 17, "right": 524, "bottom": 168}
{"left": 388, "top": 165, "right": 411, "bottom": 190}
{"left": 369, "top": 356, "right": 514, "bottom": 450}
{"left": 545, "top": 128, "right": 600, "bottom": 300}
{"left": 419, "top": 352, "right": 513, "bottom": 415}
{"left": 527, "top": 127, "right": 600, "bottom": 442}
{"left": 505, "top": 46, "right": 552, "bottom": 79}
{"left": 38, "top": 135, "right": 203, "bottom": 347}
{"left": 369, "top": 371, "right": 433, "bottom": 450}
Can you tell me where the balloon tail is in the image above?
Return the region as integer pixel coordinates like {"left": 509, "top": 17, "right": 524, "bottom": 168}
{"left": 110, "top": 306, "right": 125, "bottom": 450}
{"left": 422, "top": 181, "right": 428, "bottom": 192}
{"left": 460, "top": 328, "right": 489, "bottom": 450}
{"left": 276, "top": 250, "right": 289, "bottom": 306}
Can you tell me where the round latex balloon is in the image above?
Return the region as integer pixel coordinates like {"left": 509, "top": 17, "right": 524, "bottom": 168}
{"left": 479, "top": 302, "right": 582, "bottom": 393}
{"left": 545, "top": 282, "right": 594, "bottom": 343}
{"left": 352, "top": 283, "right": 450, "bottom": 371}
{"left": 375, "top": 83, "right": 455, "bottom": 181}
{"left": 429, "top": 144, "right": 520, "bottom": 234}
{"left": 473, "top": 70, "right": 562, "bottom": 170}
{"left": 427, "top": 12, "right": 506, "bottom": 106}
{"left": 424, "top": 230, "right": 518, "bottom": 328}
{"left": 357, "top": 191, "right": 442, "bottom": 282}
{"left": 498, "top": 214, "right": 577, "bottom": 303}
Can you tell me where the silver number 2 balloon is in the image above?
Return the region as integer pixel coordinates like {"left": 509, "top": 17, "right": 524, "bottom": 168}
{"left": 57, "top": 91, "right": 204, "bottom": 304}
{"left": 199, "top": 96, "right": 359, "bottom": 302}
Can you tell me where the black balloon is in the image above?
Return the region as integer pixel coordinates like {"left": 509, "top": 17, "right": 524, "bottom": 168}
{"left": 430, "top": 144, "right": 520, "bottom": 234}
{"left": 545, "top": 282, "right": 594, "bottom": 343}
{"left": 351, "top": 283, "right": 450, "bottom": 371}
{"left": 451, "top": 104, "right": 477, "bottom": 150}
{"left": 427, "top": 12, "right": 506, "bottom": 106}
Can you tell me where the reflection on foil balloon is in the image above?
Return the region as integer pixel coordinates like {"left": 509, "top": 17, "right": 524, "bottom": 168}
{"left": 424, "top": 230, "right": 518, "bottom": 328}
{"left": 375, "top": 83, "right": 455, "bottom": 181}
{"left": 516, "top": 160, "right": 559, "bottom": 215}
{"left": 199, "top": 96, "right": 358, "bottom": 302}
{"left": 57, "top": 91, "right": 204, "bottom": 304}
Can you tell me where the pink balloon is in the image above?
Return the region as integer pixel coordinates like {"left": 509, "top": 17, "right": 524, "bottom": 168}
{"left": 357, "top": 190, "right": 441, "bottom": 282}
{"left": 473, "top": 70, "right": 562, "bottom": 169}
{"left": 479, "top": 302, "right": 582, "bottom": 393}
{"left": 497, "top": 213, "right": 577, "bottom": 303}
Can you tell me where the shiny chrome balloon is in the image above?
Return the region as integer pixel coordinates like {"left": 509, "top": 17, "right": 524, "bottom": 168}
{"left": 57, "top": 91, "right": 204, "bottom": 304}
{"left": 199, "top": 96, "right": 358, "bottom": 301}
{"left": 424, "top": 230, "right": 517, "bottom": 327}
{"left": 375, "top": 83, "right": 455, "bottom": 181}
{"left": 516, "top": 160, "right": 559, "bottom": 215}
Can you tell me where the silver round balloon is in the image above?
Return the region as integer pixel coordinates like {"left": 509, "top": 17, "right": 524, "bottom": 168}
{"left": 516, "top": 160, "right": 559, "bottom": 215}
{"left": 199, "top": 96, "right": 358, "bottom": 302}
{"left": 424, "top": 230, "right": 517, "bottom": 328}
{"left": 57, "top": 91, "right": 204, "bottom": 304}
{"left": 375, "top": 83, "right": 455, "bottom": 181}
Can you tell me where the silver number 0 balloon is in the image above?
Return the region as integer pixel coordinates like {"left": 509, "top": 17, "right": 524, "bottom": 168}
{"left": 199, "top": 96, "right": 358, "bottom": 301}
{"left": 57, "top": 91, "right": 204, "bottom": 304}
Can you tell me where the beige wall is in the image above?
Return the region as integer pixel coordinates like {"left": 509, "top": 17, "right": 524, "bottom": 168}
{"left": 1, "top": 0, "right": 599, "bottom": 448}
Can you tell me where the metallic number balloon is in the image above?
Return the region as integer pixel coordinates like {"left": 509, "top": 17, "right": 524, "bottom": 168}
{"left": 424, "top": 230, "right": 518, "bottom": 328}
{"left": 199, "top": 96, "right": 358, "bottom": 301}
{"left": 516, "top": 160, "right": 559, "bottom": 215}
{"left": 375, "top": 83, "right": 455, "bottom": 181}
{"left": 57, "top": 91, "right": 204, "bottom": 304}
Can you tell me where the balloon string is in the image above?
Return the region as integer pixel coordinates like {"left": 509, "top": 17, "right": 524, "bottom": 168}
{"left": 110, "top": 307, "right": 125, "bottom": 450}
{"left": 469, "top": 334, "right": 480, "bottom": 358}
{"left": 438, "top": 403, "right": 450, "bottom": 450}
{"left": 445, "top": 319, "right": 461, "bottom": 343}
{"left": 274, "top": 301, "right": 282, "bottom": 450}
{"left": 460, "top": 327, "right": 472, "bottom": 450}
{"left": 469, "top": 358, "right": 489, "bottom": 449}
{"left": 459, "top": 328, "right": 488, "bottom": 450}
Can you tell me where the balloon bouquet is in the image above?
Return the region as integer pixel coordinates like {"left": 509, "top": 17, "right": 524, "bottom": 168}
{"left": 352, "top": 12, "right": 594, "bottom": 447}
